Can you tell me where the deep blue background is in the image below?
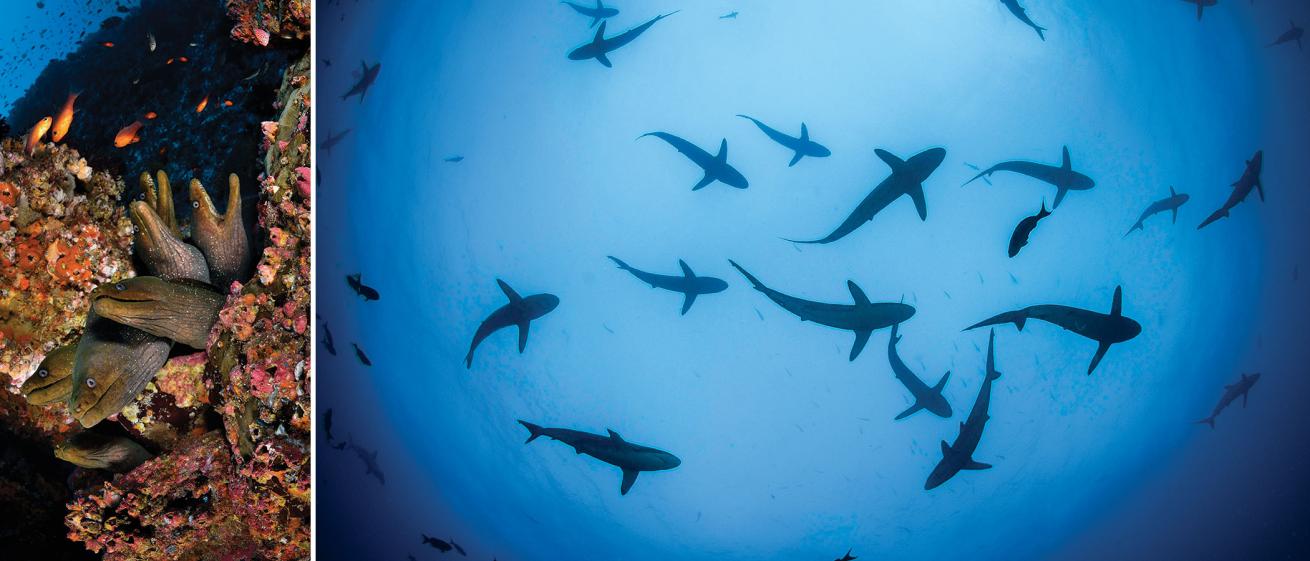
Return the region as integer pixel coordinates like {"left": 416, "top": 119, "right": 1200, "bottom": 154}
{"left": 314, "top": 2, "right": 1310, "bottom": 560}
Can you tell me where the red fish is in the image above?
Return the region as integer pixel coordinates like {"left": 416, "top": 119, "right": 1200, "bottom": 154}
{"left": 25, "top": 116, "right": 53, "bottom": 156}
{"left": 51, "top": 92, "right": 80, "bottom": 142}
{"left": 144, "top": 111, "right": 158, "bottom": 120}
{"left": 114, "top": 121, "right": 143, "bottom": 148}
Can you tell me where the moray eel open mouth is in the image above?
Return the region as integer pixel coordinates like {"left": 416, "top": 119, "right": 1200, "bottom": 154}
{"left": 189, "top": 174, "right": 252, "bottom": 288}
{"left": 20, "top": 344, "right": 78, "bottom": 406}
{"left": 129, "top": 171, "right": 212, "bottom": 283}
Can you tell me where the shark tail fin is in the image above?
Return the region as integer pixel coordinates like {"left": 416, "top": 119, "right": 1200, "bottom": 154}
{"left": 1194, "top": 416, "right": 1215, "bottom": 429}
{"left": 518, "top": 420, "right": 545, "bottom": 443}
{"left": 607, "top": 256, "right": 631, "bottom": 270}
{"left": 1035, "top": 26, "right": 1046, "bottom": 41}
{"left": 1124, "top": 221, "right": 1143, "bottom": 238}
{"left": 1037, "top": 200, "right": 1050, "bottom": 219}
{"left": 966, "top": 311, "right": 1025, "bottom": 332}
{"left": 728, "top": 260, "right": 766, "bottom": 291}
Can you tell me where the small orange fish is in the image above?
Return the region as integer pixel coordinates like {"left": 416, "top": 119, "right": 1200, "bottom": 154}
{"left": 179, "top": 56, "right": 189, "bottom": 63}
{"left": 224, "top": 100, "right": 233, "bottom": 107}
{"left": 25, "top": 116, "right": 53, "bottom": 156}
{"left": 101, "top": 42, "right": 114, "bottom": 48}
{"left": 51, "top": 92, "right": 79, "bottom": 143}
{"left": 166, "top": 58, "right": 174, "bottom": 65}
{"left": 114, "top": 121, "right": 143, "bottom": 148}
{"left": 144, "top": 111, "right": 158, "bottom": 120}
{"left": 196, "top": 96, "right": 209, "bottom": 113}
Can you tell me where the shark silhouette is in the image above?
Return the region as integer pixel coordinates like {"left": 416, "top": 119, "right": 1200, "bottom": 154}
{"left": 342, "top": 61, "right": 381, "bottom": 103}
{"left": 640, "top": 132, "right": 748, "bottom": 190}
{"left": 730, "top": 260, "right": 915, "bottom": 361}
{"left": 926, "top": 329, "right": 1001, "bottom": 490}
{"left": 561, "top": 0, "right": 618, "bottom": 28}
{"left": 1000, "top": 0, "right": 1047, "bottom": 40}
{"left": 608, "top": 257, "right": 727, "bottom": 315}
{"left": 1195, "top": 373, "right": 1261, "bottom": 428}
{"left": 787, "top": 147, "right": 946, "bottom": 244}
{"left": 567, "top": 11, "right": 678, "bottom": 67}
{"left": 1267, "top": 19, "right": 1303, "bottom": 49}
{"left": 965, "top": 146, "right": 1094, "bottom": 209}
{"left": 887, "top": 323, "right": 952, "bottom": 420}
{"left": 1182, "top": 0, "right": 1218, "bottom": 20}
{"left": 966, "top": 286, "right": 1141, "bottom": 374}
{"left": 1125, "top": 186, "right": 1189, "bottom": 236}
{"left": 519, "top": 421, "right": 681, "bottom": 495}
{"left": 465, "top": 280, "right": 560, "bottom": 368}
{"left": 737, "top": 114, "right": 831, "bottom": 166}
{"left": 1198, "top": 150, "right": 1263, "bottom": 229}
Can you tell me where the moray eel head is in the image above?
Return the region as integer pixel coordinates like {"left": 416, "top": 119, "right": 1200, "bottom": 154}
{"left": 68, "top": 311, "right": 172, "bottom": 428}
{"left": 55, "top": 431, "right": 154, "bottom": 473}
{"left": 190, "top": 174, "right": 251, "bottom": 288}
{"left": 91, "top": 276, "right": 224, "bottom": 349}
{"left": 130, "top": 199, "right": 211, "bottom": 283}
{"left": 20, "top": 343, "right": 77, "bottom": 405}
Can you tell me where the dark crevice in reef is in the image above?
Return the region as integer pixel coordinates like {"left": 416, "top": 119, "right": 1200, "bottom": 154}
{"left": 6, "top": 0, "right": 297, "bottom": 204}
{"left": 0, "top": 423, "right": 96, "bottom": 561}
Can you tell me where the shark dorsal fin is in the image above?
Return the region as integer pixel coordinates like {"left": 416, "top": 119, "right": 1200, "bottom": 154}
{"left": 1110, "top": 285, "right": 1123, "bottom": 317}
{"left": 800, "top": 123, "right": 809, "bottom": 142}
{"left": 594, "top": 21, "right": 607, "bottom": 41}
{"left": 875, "top": 148, "right": 907, "bottom": 172}
{"left": 597, "top": 0, "right": 604, "bottom": 8}
{"left": 848, "top": 280, "right": 871, "bottom": 306}
{"left": 361, "top": 60, "right": 368, "bottom": 74}
{"left": 1061, "top": 145, "right": 1072, "bottom": 171}
{"left": 607, "top": 429, "right": 624, "bottom": 442}
{"left": 716, "top": 139, "right": 729, "bottom": 163}
{"left": 678, "top": 259, "right": 695, "bottom": 278}
{"left": 497, "top": 279, "right": 523, "bottom": 304}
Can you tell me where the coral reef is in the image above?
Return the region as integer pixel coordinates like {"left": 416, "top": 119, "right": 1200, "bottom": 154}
{"left": 227, "top": 0, "right": 312, "bottom": 46}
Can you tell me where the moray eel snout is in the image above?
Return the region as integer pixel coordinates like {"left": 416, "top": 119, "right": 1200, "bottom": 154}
{"left": 68, "top": 310, "right": 172, "bottom": 428}
{"left": 91, "top": 276, "right": 225, "bottom": 350}
{"left": 20, "top": 344, "right": 78, "bottom": 405}
{"left": 130, "top": 199, "right": 212, "bottom": 283}
{"left": 190, "top": 174, "right": 251, "bottom": 288}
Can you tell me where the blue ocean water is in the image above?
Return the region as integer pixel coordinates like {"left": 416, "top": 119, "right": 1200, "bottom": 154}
{"left": 316, "top": 2, "right": 1310, "bottom": 560}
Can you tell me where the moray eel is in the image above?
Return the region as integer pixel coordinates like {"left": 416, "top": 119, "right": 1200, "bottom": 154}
{"left": 68, "top": 310, "right": 172, "bottom": 428}
{"left": 20, "top": 343, "right": 77, "bottom": 405}
{"left": 91, "top": 276, "right": 224, "bottom": 349}
{"left": 131, "top": 171, "right": 210, "bottom": 283}
{"left": 190, "top": 174, "right": 251, "bottom": 288}
{"left": 55, "top": 431, "right": 154, "bottom": 473}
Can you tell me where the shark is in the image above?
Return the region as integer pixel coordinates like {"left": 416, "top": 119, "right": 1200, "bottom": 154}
{"left": 1268, "top": 20, "right": 1303, "bottom": 49}
{"left": 729, "top": 260, "right": 915, "bottom": 361}
{"left": 736, "top": 114, "right": 831, "bottom": 166}
{"left": 720, "top": 11, "right": 739, "bottom": 19}
{"left": 607, "top": 256, "right": 728, "bottom": 315}
{"left": 1000, "top": 0, "right": 1047, "bottom": 40}
{"left": 786, "top": 147, "right": 946, "bottom": 244}
{"left": 319, "top": 129, "right": 351, "bottom": 156}
{"left": 964, "top": 146, "right": 1094, "bottom": 209}
{"left": 518, "top": 421, "right": 681, "bottom": 495}
{"left": 639, "top": 132, "right": 749, "bottom": 190}
{"left": 887, "top": 323, "right": 952, "bottom": 420}
{"left": 561, "top": 0, "right": 618, "bottom": 28}
{"left": 352, "top": 343, "right": 371, "bottom": 366}
{"left": 1198, "top": 150, "right": 1263, "bottom": 229}
{"left": 346, "top": 273, "right": 380, "bottom": 300}
{"left": 1182, "top": 0, "right": 1218, "bottom": 20}
{"left": 965, "top": 286, "right": 1141, "bottom": 374}
{"left": 465, "top": 280, "right": 560, "bottom": 368}
{"left": 1125, "top": 186, "right": 1189, "bottom": 236}
{"left": 1195, "top": 372, "right": 1261, "bottom": 428}
{"left": 925, "top": 329, "right": 1001, "bottom": 490}
{"left": 567, "top": 11, "right": 678, "bottom": 68}
{"left": 344, "top": 436, "right": 385, "bottom": 484}
{"left": 341, "top": 61, "right": 381, "bottom": 103}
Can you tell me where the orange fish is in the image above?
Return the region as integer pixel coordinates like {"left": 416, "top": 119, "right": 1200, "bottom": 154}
{"left": 25, "top": 116, "right": 53, "bottom": 156}
{"left": 179, "top": 56, "right": 189, "bottom": 63}
{"left": 51, "top": 92, "right": 80, "bottom": 143}
{"left": 166, "top": 58, "right": 174, "bottom": 65}
{"left": 144, "top": 111, "right": 158, "bottom": 119}
{"left": 196, "top": 96, "right": 209, "bottom": 113}
{"left": 101, "top": 42, "right": 114, "bottom": 48}
{"left": 224, "top": 100, "right": 233, "bottom": 107}
{"left": 114, "top": 121, "right": 143, "bottom": 148}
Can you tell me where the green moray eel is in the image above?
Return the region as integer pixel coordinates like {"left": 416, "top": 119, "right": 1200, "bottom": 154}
{"left": 68, "top": 310, "right": 172, "bottom": 428}
{"left": 91, "top": 276, "right": 224, "bottom": 349}
{"left": 190, "top": 174, "right": 251, "bottom": 288}
{"left": 55, "top": 431, "right": 154, "bottom": 473}
{"left": 20, "top": 343, "right": 77, "bottom": 406}
{"left": 131, "top": 172, "right": 211, "bottom": 283}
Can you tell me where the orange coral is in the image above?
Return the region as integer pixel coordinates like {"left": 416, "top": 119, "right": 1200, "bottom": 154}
{"left": 0, "top": 181, "right": 16, "bottom": 207}
{"left": 16, "top": 238, "right": 42, "bottom": 271}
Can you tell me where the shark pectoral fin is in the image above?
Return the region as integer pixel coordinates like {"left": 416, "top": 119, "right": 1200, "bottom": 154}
{"left": 679, "top": 259, "right": 695, "bottom": 278}
{"left": 963, "top": 460, "right": 992, "bottom": 471}
{"left": 799, "top": 122, "right": 809, "bottom": 142}
{"left": 1171, "top": 206, "right": 1178, "bottom": 224}
{"left": 1110, "top": 286, "right": 1123, "bottom": 316}
{"left": 874, "top": 149, "right": 908, "bottom": 173}
{"left": 1061, "top": 146, "right": 1072, "bottom": 171}
{"left": 907, "top": 183, "right": 928, "bottom": 221}
{"left": 620, "top": 468, "right": 639, "bottom": 495}
{"left": 596, "top": 53, "right": 612, "bottom": 67}
{"left": 498, "top": 279, "right": 523, "bottom": 304}
{"left": 788, "top": 151, "right": 804, "bottom": 167}
{"left": 1052, "top": 187, "right": 1069, "bottom": 209}
{"left": 680, "top": 292, "right": 698, "bottom": 315}
{"left": 716, "top": 139, "right": 729, "bottom": 163}
{"left": 933, "top": 370, "right": 951, "bottom": 392}
{"left": 849, "top": 330, "right": 872, "bottom": 361}
{"left": 594, "top": 21, "right": 607, "bottom": 41}
{"left": 516, "top": 320, "right": 531, "bottom": 353}
{"left": 692, "top": 172, "right": 715, "bottom": 191}
{"left": 1242, "top": 392, "right": 1248, "bottom": 408}
{"left": 894, "top": 402, "right": 923, "bottom": 420}
{"left": 1088, "top": 341, "right": 1111, "bottom": 375}
{"left": 1256, "top": 181, "right": 1265, "bottom": 202}
{"left": 590, "top": 16, "right": 601, "bottom": 28}
{"left": 848, "top": 281, "right": 871, "bottom": 306}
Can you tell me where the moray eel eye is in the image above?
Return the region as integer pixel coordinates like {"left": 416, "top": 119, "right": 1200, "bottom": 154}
{"left": 115, "top": 283, "right": 126, "bottom": 291}
{"left": 192, "top": 201, "right": 200, "bottom": 209}
{"left": 86, "top": 378, "right": 97, "bottom": 389}
{"left": 38, "top": 369, "right": 48, "bottom": 378}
